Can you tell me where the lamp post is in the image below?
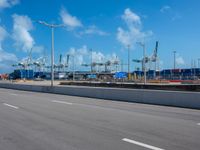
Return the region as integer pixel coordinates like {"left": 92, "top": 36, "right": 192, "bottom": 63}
{"left": 72, "top": 55, "right": 75, "bottom": 81}
{"left": 67, "top": 54, "right": 75, "bottom": 81}
{"left": 137, "top": 42, "right": 146, "bottom": 84}
{"left": 198, "top": 58, "right": 200, "bottom": 68}
{"left": 121, "top": 59, "right": 123, "bottom": 72}
{"left": 90, "top": 49, "right": 93, "bottom": 73}
{"left": 37, "top": 21, "right": 64, "bottom": 87}
{"left": 127, "top": 45, "right": 130, "bottom": 80}
{"left": 173, "top": 51, "right": 176, "bottom": 70}
{"left": 173, "top": 51, "right": 176, "bottom": 80}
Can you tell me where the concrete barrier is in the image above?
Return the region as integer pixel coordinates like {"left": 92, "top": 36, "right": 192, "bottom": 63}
{"left": 0, "top": 82, "right": 200, "bottom": 109}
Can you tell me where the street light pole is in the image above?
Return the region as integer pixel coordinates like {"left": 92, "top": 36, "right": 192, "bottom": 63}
{"left": 51, "top": 27, "right": 54, "bottom": 87}
{"left": 37, "top": 21, "right": 64, "bottom": 87}
{"left": 173, "top": 51, "right": 176, "bottom": 79}
{"left": 173, "top": 51, "right": 176, "bottom": 70}
{"left": 143, "top": 43, "right": 146, "bottom": 84}
{"left": 127, "top": 45, "right": 130, "bottom": 80}
{"left": 121, "top": 59, "right": 123, "bottom": 72}
{"left": 198, "top": 58, "right": 200, "bottom": 68}
{"left": 73, "top": 55, "right": 75, "bottom": 81}
{"left": 90, "top": 49, "right": 93, "bottom": 73}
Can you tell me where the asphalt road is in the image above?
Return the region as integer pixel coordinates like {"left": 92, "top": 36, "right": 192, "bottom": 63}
{"left": 0, "top": 88, "right": 200, "bottom": 150}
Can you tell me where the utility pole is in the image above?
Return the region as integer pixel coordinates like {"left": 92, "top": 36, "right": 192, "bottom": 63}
{"left": 51, "top": 27, "right": 54, "bottom": 85}
{"left": 37, "top": 21, "right": 64, "bottom": 87}
{"left": 173, "top": 51, "right": 176, "bottom": 79}
{"left": 143, "top": 43, "right": 146, "bottom": 84}
{"left": 193, "top": 60, "right": 196, "bottom": 79}
{"left": 127, "top": 45, "right": 130, "bottom": 80}
{"left": 67, "top": 54, "right": 75, "bottom": 81}
{"left": 173, "top": 51, "right": 176, "bottom": 70}
{"left": 194, "top": 60, "right": 197, "bottom": 68}
{"left": 121, "top": 59, "right": 123, "bottom": 72}
{"left": 73, "top": 55, "right": 75, "bottom": 81}
{"left": 90, "top": 49, "right": 93, "bottom": 73}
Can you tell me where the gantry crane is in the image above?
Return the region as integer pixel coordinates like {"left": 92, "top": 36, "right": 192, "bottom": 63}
{"left": 132, "top": 41, "right": 159, "bottom": 71}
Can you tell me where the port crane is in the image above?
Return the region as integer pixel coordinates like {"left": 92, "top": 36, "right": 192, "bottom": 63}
{"left": 33, "top": 56, "right": 47, "bottom": 72}
{"left": 12, "top": 48, "right": 33, "bottom": 69}
{"left": 82, "top": 59, "right": 120, "bottom": 72}
{"left": 45, "top": 54, "right": 69, "bottom": 72}
{"left": 132, "top": 41, "right": 159, "bottom": 71}
{"left": 54, "top": 54, "right": 69, "bottom": 72}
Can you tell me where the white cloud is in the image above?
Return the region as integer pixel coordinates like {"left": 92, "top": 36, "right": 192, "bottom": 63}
{"left": 0, "top": 25, "right": 7, "bottom": 43}
{"left": 92, "top": 51, "right": 105, "bottom": 63}
{"left": 67, "top": 45, "right": 120, "bottom": 69}
{"left": 77, "top": 45, "right": 88, "bottom": 55}
{"left": 0, "top": 26, "right": 17, "bottom": 73}
{"left": 176, "top": 55, "right": 185, "bottom": 65}
{"left": 12, "top": 14, "right": 35, "bottom": 52}
{"left": 117, "top": 8, "right": 152, "bottom": 48}
{"left": 68, "top": 45, "right": 89, "bottom": 66}
{"left": 65, "top": 45, "right": 119, "bottom": 69}
{"left": 160, "top": 5, "right": 181, "bottom": 21}
{"left": 122, "top": 8, "right": 141, "bottom": 27}
{"left": 0, "top": 52, "right": 17, "bottom": 72}
{"left": 0, "top": 0, "right": 19, "bottom": 9}
{"left": 105, "top": 53, "right": 119, "bottom": 63}
{"left": 66, "top": 45, "right": 120, "bottom": 72}
{"left": 172, "top": 13, "right": 182, "bottom": 21}
{"left": 0, "top": 49, "right": 17, "bottom": 62}
{"left": 80, "top": 25, "right": 109, "bottom": 36}
{"left": 32, "top": 45, "right": 44, "bottom": 54}
{"left": 60, "top": 8, "right": 108, "bottom": 37}
{"left": 160, "top": 5, "right": 171, "bottom": 13}
{"left": 60, "top": 7, "right": 82, "bottom": 29}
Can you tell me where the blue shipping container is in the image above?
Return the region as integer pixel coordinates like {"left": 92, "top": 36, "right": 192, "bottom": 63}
{"left": 13, "top": 69, "right": 34, "bottom": 79}
{"left": 114, "top": 72, "right": 127, "bottom": 79}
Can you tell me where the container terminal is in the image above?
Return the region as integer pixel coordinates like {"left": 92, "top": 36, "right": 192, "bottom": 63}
{"left": 1, "top": 2, "right": 200, "bottom": 150}
{"left": 0, "top": 41, "right": 199, "bottom": 90}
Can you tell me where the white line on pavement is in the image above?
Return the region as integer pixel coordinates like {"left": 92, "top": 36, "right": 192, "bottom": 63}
{"left": 52, "top": 100, "right": 73, "bottom": 105}
{"left": 3, "top": 103, "right": 19, "bottom": 109}
{"left": 122, "top": 138, "right": 165, "bottom": 150}
{"left": 10, "top": 93, "right": 18, "bottom": 96}
{"left": 197, "top": 123, "right": 200, "bottom": 126}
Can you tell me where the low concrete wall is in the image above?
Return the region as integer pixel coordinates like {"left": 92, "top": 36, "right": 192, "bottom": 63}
{"left": 0, "top": 82, "right": 200, "bottom": 109}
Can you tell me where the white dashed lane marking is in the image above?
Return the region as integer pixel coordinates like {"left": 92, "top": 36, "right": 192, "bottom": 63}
{"left": 52, "top": 100, "right": 73, "bottom": 105}
{"left": 9, "top": 93, "right": 18, "bottom": 96}
{"left": 122, "top": 138, "right": 165, "bottom": 150}
{"left": 3, "top": 103, "right": 19, "bottom": 109}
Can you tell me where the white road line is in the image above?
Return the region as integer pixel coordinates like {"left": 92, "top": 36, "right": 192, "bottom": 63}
{"left": 10, "top": 93, "right": 18, "bottom": 96}
{"left": 122, "top": 138, "right": 165, "bottom": 150}
{"left": 197, "top": 123, "right": 200, "bottom": 126}
{"left": 3, "top": 103, "right": 19, "bottom": 109}
{"left": 52, "top": 100, "right": 73, "bottom": 105}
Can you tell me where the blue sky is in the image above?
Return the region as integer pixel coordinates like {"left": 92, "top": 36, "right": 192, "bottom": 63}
{"left": 0, "top": 0, "right": 200, "bottom": 73}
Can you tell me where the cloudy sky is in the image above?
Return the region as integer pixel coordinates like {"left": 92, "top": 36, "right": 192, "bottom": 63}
{"left": 0, "top": 0, "right": 200, "bottom": 73}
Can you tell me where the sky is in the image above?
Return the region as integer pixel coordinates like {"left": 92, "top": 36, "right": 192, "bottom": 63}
{"left": 0, "top": 0, "right": 200, "bottom": 73}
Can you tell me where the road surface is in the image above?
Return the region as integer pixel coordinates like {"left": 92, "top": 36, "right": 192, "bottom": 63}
{"left": 0, "top": 88, "right": 200, "bottom": 150}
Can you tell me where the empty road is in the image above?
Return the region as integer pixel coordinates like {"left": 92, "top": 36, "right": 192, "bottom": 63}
{"left": 0, "top": 88, "right": 200, "bottom": 150}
